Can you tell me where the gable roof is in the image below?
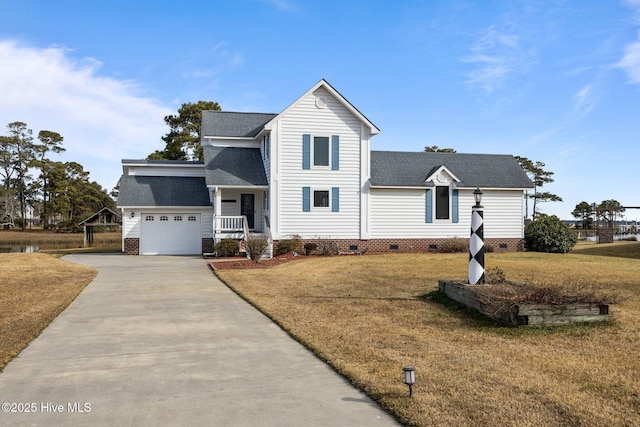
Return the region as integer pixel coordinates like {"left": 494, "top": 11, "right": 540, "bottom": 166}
{"left": 116, "top": 176, "right": 210, "bottom": 207}
{"left": 201, "top": 112, "right": 277, "bottom": 139}
{"left": 78, "top": 207, "right": 122, "bottom": 226}
{"left": 264, "top": 79, "right": 380, "bottom": 135}
{"left": 203, "top": 145, "right": 268, "bottom": 187}
{"left": 371, "top": 151, "right": 534, "bottom": 189}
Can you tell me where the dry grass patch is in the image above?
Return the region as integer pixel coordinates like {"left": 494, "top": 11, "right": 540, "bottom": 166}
{"left": 217, "top": 252, "right": 640, "bottom": 427}
{"left": 572, "top": 240, "right": 640, "bottom": 259}
{"left": 0, "top": 253, "right": 97, "bottom": 371}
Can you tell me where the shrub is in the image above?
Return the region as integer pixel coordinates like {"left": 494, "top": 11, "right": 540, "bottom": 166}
{"left": 444, "top": 237, "right": 468, "bottom": 253}
{"left": 485, "top": 267, "right": 506, "bottom": 284}
{"left": 275, "top": 235, "right": 302, "bottom": 255}
{"left": 524, "top": 215, "right": 577, "bottom": 253}
{"left": 246, "top": 234, "right": 269, "bottom": 261}
{"left": 303, "top": 242, "right": 318, "bottom": 255}
{"left": 316, "top": 239, "right": 338, "bottom": 256}
{"left": 214, "top": 239, "right": 239, "bottom": 257}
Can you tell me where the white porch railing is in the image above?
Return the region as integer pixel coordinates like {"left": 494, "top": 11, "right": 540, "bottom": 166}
{"left": 215, "top": 216, "right": 244, "bottom": 232}
{"left": 213, "top": 215, "right": 273, "bottom": 259}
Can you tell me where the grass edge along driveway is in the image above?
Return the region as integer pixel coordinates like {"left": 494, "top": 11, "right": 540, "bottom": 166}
{"left": 216, "top": 247, "right": 640, "bottom": 427}
{"left": 0, "top": 253, "right": 97, "bottom": 371}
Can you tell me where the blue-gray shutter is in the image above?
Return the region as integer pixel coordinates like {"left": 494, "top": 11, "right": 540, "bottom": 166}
{"left": 425, "top": 189, "right": 433, "bottom": 223}
{"left": 302, "top": 134, "right": 311, "bottom": 170}
{"left": 452, "top": 189, "right": 459, "bottom": 223}
{"left": 331, "top": 187, "right": 339, "bottom": 212}
{"left": 331, "top": 135, "right": 339, "bottom": 170}
{"left": 303, "top": 187, "right": 310, "bottom": 212}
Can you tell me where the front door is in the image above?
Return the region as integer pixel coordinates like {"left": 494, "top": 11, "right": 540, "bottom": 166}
{"left": 241, "top": 194, "right": 255, "bottom": 229}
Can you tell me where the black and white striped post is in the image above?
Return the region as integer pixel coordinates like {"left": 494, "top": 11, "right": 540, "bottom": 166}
{"left": 468, "top": 188, "right": 485, "bottom": 285}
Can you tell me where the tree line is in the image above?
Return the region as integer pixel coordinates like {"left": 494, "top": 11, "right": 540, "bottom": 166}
{"left": 571, "top": 200, "right": 626, "bottom": 229}
{"left": 0, "top": 121, "right": 115, "bottom": 231}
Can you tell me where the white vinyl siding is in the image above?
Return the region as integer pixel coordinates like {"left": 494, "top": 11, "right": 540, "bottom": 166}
{"left": 276, "top": 87, "right": 362, "bottom": 238}
{"left": 369, "top": 189, "right": 525, "bottom": 239}
{"left": 125, "top": 165, "right": 205, "bottom": 177}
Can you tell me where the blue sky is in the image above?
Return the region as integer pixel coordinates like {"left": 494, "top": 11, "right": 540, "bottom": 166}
{"left": 1, "top": 0, "right": 639, "bottom": 220}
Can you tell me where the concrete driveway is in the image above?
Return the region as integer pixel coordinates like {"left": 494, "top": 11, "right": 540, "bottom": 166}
{"left": 0, "top": 254, "right": 399, "bottom": 427}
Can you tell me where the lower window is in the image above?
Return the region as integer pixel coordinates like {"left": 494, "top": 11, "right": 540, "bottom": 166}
{"left": 314, "top": 190, "right": 329, "bottom": 208}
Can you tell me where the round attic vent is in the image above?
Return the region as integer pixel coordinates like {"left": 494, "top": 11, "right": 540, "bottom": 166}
{"left": 315, "top": 96, "right": 327, "bottom": 109}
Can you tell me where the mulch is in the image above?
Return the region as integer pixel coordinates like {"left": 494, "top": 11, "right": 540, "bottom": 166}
{"left": 208, "top": 252, "right": 306, "bottom": 270}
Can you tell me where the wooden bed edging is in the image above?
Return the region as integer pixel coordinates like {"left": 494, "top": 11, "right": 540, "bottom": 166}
{"left": 438, "top": 280, "right": 610, "bottom": 327}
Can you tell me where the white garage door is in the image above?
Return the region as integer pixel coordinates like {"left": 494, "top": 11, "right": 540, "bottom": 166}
{"left": 140, "top": 213, "right": 201, "bottom": 255}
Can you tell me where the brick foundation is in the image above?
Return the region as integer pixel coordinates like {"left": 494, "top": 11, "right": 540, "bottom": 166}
{"left": 124, "top": 238, "right": 139, "bottom": 255}
{"left": 276, "top": 237, "right": 525, "bottom": 254}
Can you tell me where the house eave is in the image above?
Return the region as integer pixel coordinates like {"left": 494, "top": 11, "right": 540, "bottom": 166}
{"left": 118, "top": 206, "right": 211, "bottom": 209}
{"left": 207, "top": 185, "right": 270, "bottom": 190}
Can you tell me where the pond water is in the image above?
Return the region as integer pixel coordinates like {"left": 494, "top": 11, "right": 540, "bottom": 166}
{"left": 584, "top": 233, "right": 640, "bottom": 242}
{"left": 0, "top": 245, "right": 40, "bottom": 253}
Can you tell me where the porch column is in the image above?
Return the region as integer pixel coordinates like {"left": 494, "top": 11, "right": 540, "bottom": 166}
{"left": 213, "top": 187, "right": 222, "bottom": 236}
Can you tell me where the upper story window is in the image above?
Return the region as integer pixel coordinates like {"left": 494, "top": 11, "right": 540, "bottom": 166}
{"left": 303, "top": 134, "right": 339, "bottom": 170}
{"left": 313, "top": 136, "right": 330, "bottom": 167}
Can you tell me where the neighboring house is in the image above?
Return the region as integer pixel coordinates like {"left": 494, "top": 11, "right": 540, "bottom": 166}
{"left": 117, "top": 79, "right": 533, "bottom": 256}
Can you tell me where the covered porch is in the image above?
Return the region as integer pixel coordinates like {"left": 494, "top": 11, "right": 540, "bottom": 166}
{"left": 210, "top": 186, "right": 272, "bottom": 256}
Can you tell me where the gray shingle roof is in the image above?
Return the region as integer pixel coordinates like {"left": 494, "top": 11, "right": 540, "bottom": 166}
{"left": 371, "top": 151, "right": 534, "bottom": 188}
{"left": 116, "top": 176, "right": 210, "bottom": 207}
{"left": 201, "top": 111, "right": 277, "bottom": 139}
{"left": 203, "top": 146, "right": 268, "bottom": 186}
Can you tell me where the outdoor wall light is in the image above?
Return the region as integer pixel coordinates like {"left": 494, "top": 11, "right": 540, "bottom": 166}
{"left": 403, "top": 366, "right": 416, "bottom": 397}
{"left": 474, "top": 187, "right": 483, "bottom": 208}
{"left": 130, "top": 212, "right": 135, "bottom": 218}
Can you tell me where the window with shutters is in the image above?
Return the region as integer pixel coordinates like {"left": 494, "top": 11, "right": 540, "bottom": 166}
{"left": 303, "top": 187, "right": 339, "bottom": 212}
{"left": 303, "top": 134, "right": 339, "bottom": 170}
{"left": 426, "top": 187, "right": 459, "bottom": 223}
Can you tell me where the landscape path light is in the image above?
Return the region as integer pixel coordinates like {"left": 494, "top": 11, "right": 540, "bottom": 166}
{"left": 403, "top": 366, "right": 416, "bottom": 397}
{"left": 468, "top": 187, "right": 485, "bottom": 285}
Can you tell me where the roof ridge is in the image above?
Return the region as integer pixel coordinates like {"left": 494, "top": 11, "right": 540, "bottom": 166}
{"left": 204, "top": 111, "right": 278, "bottom": 115}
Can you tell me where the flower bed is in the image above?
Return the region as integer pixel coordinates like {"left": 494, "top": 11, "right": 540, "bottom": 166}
{"left": 438, "top": 280, "right": 612, "bottom": 327}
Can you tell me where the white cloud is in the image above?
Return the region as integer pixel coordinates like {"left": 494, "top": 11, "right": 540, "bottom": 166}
{"left": 0, "top": 40, "right": 171, "bottom": 190}
{"left": 617, "top": 32, "right": 640, "bottom": 84}
{"left": 572, "top": 84, "right": 597, "bottom": 116}
{"left": 462, "top": 24, "right": 527, "bottom": 93}
{"left": 258, "top": 0, "right": 296, "bottom": 11}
